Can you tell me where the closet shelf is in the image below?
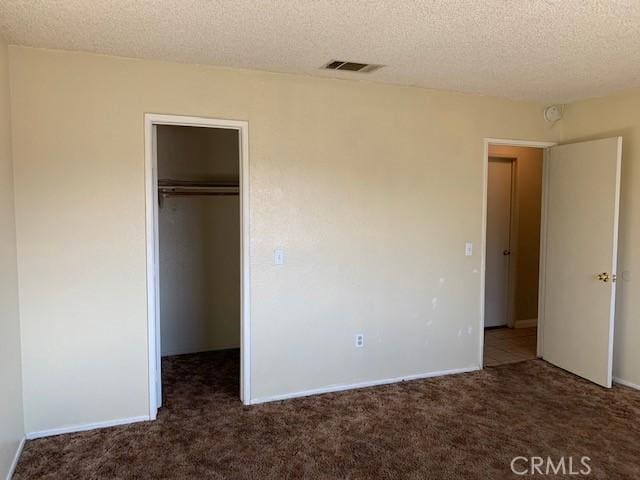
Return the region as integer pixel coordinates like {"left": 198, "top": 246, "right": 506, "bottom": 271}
{"left": 157, "top": 180, "right": 239, "bottom": 206}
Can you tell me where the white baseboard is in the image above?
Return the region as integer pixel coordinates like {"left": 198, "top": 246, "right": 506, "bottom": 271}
{"left": 5, "top": 437, "right": 25, "bottom": 480}
{"left": 613, "top": 377, "right": 640, "bottom": 391}
{"left": 514, "top": 318, "right": 538, "bottom": 328}
{"left": 250, "top": 366, "right": 480, "bottom": 404}
{"left": 26, "top": 415, "right": 150, "bottom": 440}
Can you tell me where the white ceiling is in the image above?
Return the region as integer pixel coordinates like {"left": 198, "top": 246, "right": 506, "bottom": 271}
{"left": 1, "top": 1, "right": 640, "bottom": 103}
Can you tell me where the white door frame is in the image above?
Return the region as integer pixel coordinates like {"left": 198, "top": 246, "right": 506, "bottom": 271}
{"left": 479, "top": 138, "right": 556, "bottom": 368}
{"left": 144, "top": 113, "right": 251, "bottom": 418}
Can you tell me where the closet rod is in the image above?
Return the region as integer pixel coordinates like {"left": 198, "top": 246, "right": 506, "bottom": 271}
{"left": 158, "top": 185, "right": 239, "bottom": 207}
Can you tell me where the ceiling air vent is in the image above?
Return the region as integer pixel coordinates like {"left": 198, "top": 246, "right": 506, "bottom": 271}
{"left": 323, "top": 60, "right": 384, "bottom": 73}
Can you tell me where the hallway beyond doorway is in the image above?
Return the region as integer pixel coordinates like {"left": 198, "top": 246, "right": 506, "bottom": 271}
{"left": 484, "top": 327, "right": 537, "bottom": 366}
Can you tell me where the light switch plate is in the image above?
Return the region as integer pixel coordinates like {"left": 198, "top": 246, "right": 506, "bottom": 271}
{"left": 465, "top": 242, "right": 473, "bottom": 256}
{"left": 274, "top": 249, "right": 285, "bottom": 265}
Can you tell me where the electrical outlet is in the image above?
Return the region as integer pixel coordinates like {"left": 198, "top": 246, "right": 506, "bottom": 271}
{"left": 355, "top": 334, "right": 364, "bottom": 348}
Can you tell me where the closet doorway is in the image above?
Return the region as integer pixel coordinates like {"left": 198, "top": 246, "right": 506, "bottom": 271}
{"left": 145, "top": 114, "right": 250, "bottom": 418}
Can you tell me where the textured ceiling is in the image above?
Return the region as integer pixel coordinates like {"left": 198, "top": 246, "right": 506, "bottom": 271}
{"left": 1, "top": 1, "right": 640, "bottom": 102}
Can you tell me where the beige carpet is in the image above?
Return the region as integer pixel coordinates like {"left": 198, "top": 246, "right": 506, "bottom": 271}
{"left": 14, "top": 350, "right": 640, "bottom": 479}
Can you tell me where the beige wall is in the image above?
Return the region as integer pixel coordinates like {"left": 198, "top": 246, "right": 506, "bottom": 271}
{"left": 9, "top": 46, "right": 554, "bottom": 433}
{"left": 562, "top": 92, "right": 640, "bottom": 387}
{"left": 0, "top": 36, "right": 24, "bottom": 477}
{"left": 158, "top": 126, "right": 240, "bottom": 356}
{"left": 488, "top": 145, "right": 543, "bottom": 325}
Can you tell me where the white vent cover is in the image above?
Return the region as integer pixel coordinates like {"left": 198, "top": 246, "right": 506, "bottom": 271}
{"left": 322, "top": 60, "right": 384, "bottom": 73}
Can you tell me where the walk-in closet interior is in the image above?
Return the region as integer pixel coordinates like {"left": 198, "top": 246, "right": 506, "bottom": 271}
{"left": 157, "top": 125, "right": 240, "bottom": 405}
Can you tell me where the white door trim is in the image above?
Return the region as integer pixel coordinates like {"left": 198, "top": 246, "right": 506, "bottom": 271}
{"left": 537, "top": 147, "right": 550, "bottom": 357}
{"left": 480, "top": 138, "right": 556, "bottom": 368}
{"left": 144, "top": 113, "right": 251, "bottom": 418}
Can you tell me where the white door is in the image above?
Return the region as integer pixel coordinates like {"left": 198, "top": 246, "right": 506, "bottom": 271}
{"left": 540, "top": 137, "right": 622, "bottom": 388}
{"left": 485, "top": 158, "right": 513, "bottom": 328}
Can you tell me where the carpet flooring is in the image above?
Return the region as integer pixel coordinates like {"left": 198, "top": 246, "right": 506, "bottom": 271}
{"left": 14, "top": 350, "right": 640, "bottom": 479}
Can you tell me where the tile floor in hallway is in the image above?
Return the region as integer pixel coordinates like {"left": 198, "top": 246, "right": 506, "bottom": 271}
{"left": 484, "top": 327, "right": 537, "bottom": 366}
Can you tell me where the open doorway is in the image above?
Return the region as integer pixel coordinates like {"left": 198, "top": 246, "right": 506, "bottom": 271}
{"left": 481, "top": 137, "right": 621, "bottom": 386}
{"left": 145, "top": 115, "right": 251, "bottom": 418}
{"left": 483, "top": 144, "right": 543, "bottom": 366}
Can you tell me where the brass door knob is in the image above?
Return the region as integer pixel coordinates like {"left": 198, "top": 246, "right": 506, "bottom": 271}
{"left": 596, "top": 272, "right": 617, "bottom": 283}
